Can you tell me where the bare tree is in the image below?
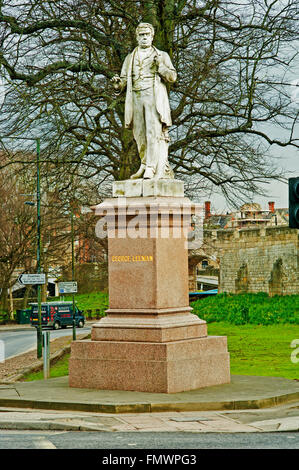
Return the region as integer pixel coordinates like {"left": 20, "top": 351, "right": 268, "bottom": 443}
{"left": 0, "top": 0, "right": 298, "bottom": 205}
{"left": 0, "top": 153, "right": 37, "bottom": 317}
{"left": 0, "top": 150, "right": 104, "bottom": 315}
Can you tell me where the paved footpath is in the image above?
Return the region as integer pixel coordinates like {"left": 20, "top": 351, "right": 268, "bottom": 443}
{"left": 0, "top": 324, "right": 298, "bottom": 434}
{"left": 0, "top": 375, "right": 298, "bottom": 433}
{"left": 0, "top": 402, "right": 298, "bottom": 433}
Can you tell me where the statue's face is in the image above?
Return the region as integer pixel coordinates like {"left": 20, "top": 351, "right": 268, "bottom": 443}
{"left": 137, "top": 28, "right": 153, "bottom": 48}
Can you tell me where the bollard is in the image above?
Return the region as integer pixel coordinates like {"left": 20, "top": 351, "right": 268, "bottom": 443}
{"left": 43, "top": 331, "right": 50, "bottom": 379}
{"left": 0, "top": 340, "right": 4, "bottom": 363}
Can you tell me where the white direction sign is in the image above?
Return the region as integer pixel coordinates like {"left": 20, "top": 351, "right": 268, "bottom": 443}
{"left": 18, "top": 273, "right": 46, "bottom": 285}
{"left": 58, "top": 281, "right": 78, "bottom": 294}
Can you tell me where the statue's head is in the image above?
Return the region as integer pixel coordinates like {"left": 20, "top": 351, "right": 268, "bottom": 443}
{"left": 136, "top": 23, "right": 154, "bottom": 48}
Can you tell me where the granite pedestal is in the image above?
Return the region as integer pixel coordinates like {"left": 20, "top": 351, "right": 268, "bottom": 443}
{"left": 69, "top": 181, "right": 230, "bottom": 393}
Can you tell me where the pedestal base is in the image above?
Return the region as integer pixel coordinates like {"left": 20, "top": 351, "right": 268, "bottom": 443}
{"left": 69, "top": 335, "right": 230, "bottom": 393}
{"left": 91, "top": 310, "right": 207, "bottom": 342}
{"left": 69, "top": 194, "right": 230, "bottom": 393}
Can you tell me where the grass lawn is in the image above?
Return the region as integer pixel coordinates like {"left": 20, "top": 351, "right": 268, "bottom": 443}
{"left": 208, "top": 322, "right": 299, "bottom": 380}
{"left": 24, "top": 322, "right": 299, "bottom": 381}
{"left": 23, "top": 353, "right": 71, "bottom": 381}
{"left": 51, "top": 292, "right": 109, "bottom": 316}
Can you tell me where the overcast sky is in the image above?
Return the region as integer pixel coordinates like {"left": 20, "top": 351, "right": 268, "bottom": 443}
{"left": 211, "top": 143, "right": 298, "bottom": 213}
{"left": 212, "top": 72, "right": 299, "bottom": 213}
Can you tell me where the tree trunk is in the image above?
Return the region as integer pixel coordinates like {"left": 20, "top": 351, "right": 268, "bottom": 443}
{"left": 0, "top": 283, "right": 8, "bottom": 316}
{"left": 9, "top": 287, "right": 14, "bottom": 320}
{"left": 22, "top": 285, "right": 33, "bottom": 309}
{"left": 42, "top": 278, "right": 48, "bottom": 302}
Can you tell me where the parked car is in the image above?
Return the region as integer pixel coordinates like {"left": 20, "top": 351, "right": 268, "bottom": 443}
{"left": 29, "top": 301, "right": 85, "bottom": 330}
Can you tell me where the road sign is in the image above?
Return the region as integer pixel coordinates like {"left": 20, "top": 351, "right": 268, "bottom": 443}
{"left": 18, "top": 273, "right": 46, "bottom": 285}
{"left": 58, "top": 281, "right": 78, "bottom": 294}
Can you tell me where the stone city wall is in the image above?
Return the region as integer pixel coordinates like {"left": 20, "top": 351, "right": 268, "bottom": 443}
{"left": 212, "top": 226, "right": 299, "bottom": 295}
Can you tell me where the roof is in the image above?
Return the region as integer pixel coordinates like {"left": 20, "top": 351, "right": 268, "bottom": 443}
{"left": 189, "top": 289, "right": 218, "bottom": 300}
{"left": 29, "top": 301, "right": 75, "bottom": 306}
{"left": 189, "top": 289, "right": 218, "bottom": 295}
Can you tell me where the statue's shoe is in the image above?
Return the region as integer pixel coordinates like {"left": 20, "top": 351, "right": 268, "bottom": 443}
{"left": 143, "top": 167, "right": 155, "bottom": 179}
{"left": 130, "top": 164, "right": 146, "bottom": 179}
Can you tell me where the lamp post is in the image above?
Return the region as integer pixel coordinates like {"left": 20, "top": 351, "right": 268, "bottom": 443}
{"left": 71, "top": 207, "right": 76, "bottom": 341}
{"left": 36, "top": 138, "right": 43, "bottom": 358}
{"left": 1, "top": 136, "right": 43, "bottom": 358}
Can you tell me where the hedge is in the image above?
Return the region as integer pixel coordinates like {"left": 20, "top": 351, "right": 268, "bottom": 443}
{"left": 191, "top": 292, "right": 299, "bottom": 325}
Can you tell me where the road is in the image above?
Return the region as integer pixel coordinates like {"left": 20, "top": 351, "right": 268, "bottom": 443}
{"left": 0, "top": 431, "right": 298, "bottom": 450}
{"left": 0, "top": 326, "right": 91, "bottom": 360}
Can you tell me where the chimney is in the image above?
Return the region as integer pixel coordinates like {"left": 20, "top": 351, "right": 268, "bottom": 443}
{"left": 268, "top": 201, "right": 275, "bottom": 213}
{"left": 205, "top": 201, "right": 211, "bottom": 219}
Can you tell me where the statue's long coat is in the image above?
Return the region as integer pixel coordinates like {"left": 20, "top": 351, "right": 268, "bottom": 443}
{"left": 120, "top": 46, "right": 177, "bottom": 129}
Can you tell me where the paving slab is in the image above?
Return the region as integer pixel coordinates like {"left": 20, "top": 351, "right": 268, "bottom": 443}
{"left": 248, "top": 416, "right": 299, "bottom": 432}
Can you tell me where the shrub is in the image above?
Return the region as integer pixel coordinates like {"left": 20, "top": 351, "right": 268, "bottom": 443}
{"left": 0, "top": 311, "right": 9, "bottom": 324}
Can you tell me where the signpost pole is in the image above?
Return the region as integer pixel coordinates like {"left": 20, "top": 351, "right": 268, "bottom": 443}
{"left": 36, "top": 138, "right": 43, "bottom": 359}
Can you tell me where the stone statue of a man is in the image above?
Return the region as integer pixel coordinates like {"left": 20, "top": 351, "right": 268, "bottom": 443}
{"left": 111, "top": 23, "right": 177, "bottom": 180}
